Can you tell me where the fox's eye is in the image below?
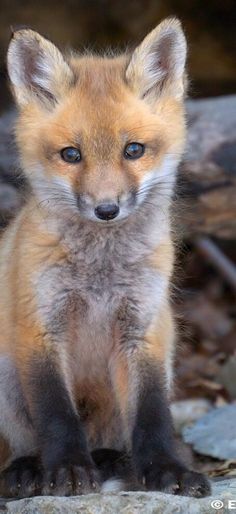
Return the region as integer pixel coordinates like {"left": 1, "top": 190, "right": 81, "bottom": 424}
{"left": 60, "top": 147, "right": 81, "bottom": 163}
{"left": 124, "top": 142, "right": 145, "bottom": 160}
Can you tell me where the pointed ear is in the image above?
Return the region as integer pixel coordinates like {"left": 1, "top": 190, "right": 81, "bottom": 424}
{"left": 7, "top": 29, "right": 74, "bottom": 108}
{"left": 126, "top": 18, "right": 187, "bottom": 102}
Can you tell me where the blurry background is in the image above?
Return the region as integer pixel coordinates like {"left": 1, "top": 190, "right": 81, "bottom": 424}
{"left": 0, "top": 0, "right": 236, "bottom": 111}
{"left": 0, "top": 0, "right": 235, "bottom": 478}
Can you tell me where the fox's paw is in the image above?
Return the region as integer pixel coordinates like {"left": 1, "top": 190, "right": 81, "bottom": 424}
{"left": 0, "top": 456, "right": 43, "bottom": 498}
{"left": 0, "top": 457, "right": 101, "bottom": 497}
{"left": 141, "top": 461, "right": 211, "bottom": 497}
{"left": 42, "top": 464, "right": 101, "bottom": 495}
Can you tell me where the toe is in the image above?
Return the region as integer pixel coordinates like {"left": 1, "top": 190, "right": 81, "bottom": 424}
{"left": 73, "top": 465, "right": 101, "bottom": 495}
{"left": 0, "top": 468, "right": 20, "bottom": 497}
{"left": 19, "top": 467, "right": 42, "bottom": 497}
{"left": 179, "top": 471, "right": 211, "bottom": 498}
{"left": 41, "top": 468, "right": 73, "bottom": 496}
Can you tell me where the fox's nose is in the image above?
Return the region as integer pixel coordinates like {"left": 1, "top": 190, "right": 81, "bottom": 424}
{"left": 94, "top": 203, "right": 120, "bottom": 220}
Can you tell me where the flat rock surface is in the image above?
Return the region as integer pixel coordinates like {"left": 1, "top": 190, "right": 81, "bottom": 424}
{"left": 183, "top": 404, "right": 236, "bottom": 460}
{"left": 1, "top": 479, "right": 236, "bottom": 514}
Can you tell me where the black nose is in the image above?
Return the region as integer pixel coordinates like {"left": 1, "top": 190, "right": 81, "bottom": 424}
{"left": 94, "top": 203, "right": 120, "bottom": 220}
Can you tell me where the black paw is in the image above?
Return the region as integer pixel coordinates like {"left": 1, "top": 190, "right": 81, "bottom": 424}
{"left": 0, "top": 457, "right": 101, "bottom": 498}
{"left": 42, "top": 464, "right": 101, "bottom": 496}
{"left": 0, "top": 456, "right": 43, "bottom": 498}
{"left": 141, "top": 460, "right": 211, "bottom": 497}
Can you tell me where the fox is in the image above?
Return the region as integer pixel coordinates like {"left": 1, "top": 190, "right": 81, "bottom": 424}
{"left": 0, "top": 18, "right": 211, "bottom": 498}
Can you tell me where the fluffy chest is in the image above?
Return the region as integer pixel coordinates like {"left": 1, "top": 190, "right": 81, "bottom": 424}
{"left": 35, "top": 221, "right": 168, "bottom": 355}
{"left": 40, "top": 232, "right": 163, "bottom": 306}
{"left": 33, "top": 220, "right": 169, "bottom": 384}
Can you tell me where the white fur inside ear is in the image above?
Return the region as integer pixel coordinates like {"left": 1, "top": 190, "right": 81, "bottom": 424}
{"left": 146, "top": 25, "right": 186, "bottom": 88}
{"left": 126, "top": 18, "right": 187, "bottom": 98}
{"left": 7, "top": 30, "right": 73, "bottom": 106}
{"left": 31, "top": 52, "right": 61, "bottom": 95}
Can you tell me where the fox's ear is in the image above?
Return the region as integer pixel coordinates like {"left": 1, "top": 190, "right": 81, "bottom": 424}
{"left": 126, "top": 18, "right": 187, "bottom": 102}
{"left": 7, "top": 29, "right": 74, "bottom": 108}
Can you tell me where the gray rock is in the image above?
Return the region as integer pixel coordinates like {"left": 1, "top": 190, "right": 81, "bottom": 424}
{"left": 2, "top": 479, "right": 236, "bottom": 514}
{"left": 183, "top": 404, "right": 236, "bottom": 459}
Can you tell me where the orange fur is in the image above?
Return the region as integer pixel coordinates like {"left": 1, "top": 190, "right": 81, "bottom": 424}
{"left": 0, "top": 18, "right": 186, "bottom": 468}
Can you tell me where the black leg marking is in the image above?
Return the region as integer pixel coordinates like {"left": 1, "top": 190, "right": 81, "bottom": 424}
{"left": 23, "top": 355, "right": 101, "bottom": 494}
{"left": 28, "top": 355, "right": 92, "bottom": 471}
{"left": 132, "top": 361, "right": 211, "bottom": 497}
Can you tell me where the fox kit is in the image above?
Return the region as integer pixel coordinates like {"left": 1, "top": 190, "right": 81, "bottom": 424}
{"left": 0, "top": 18, "right": 210, "bottom": 498}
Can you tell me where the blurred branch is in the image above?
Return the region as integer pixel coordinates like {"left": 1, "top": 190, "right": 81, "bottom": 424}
{"left": 195, "top": 237, "right": 236, "bottom": 293}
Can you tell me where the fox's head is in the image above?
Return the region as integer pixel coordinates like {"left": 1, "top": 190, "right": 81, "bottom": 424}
{"left": 7, "top": 18, "right": 187, "bottom": 224}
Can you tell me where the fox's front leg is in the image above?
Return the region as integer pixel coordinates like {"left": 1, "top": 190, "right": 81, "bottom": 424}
{"left": 114, "top": 303, "right": 211, "bottom": 497}
{"left": 0, "top": 324, "right": 100, "bottom": 497}
{"left": 132, "top": 358, "right": 211, "bottom": 496}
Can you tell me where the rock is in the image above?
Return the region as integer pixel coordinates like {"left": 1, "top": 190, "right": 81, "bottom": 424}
{"left": 171, "top": 399, "right": 212, "bottom": 434}
{"left": 183, "top": 404, "right": 236, "bottom": 459}
{"left": 2, "top": 478, "right": 236, "bottom": 514}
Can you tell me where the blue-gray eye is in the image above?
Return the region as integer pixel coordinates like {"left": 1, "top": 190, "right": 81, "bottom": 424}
{"left": 124, "top": 142, "right": 145, "bottom": 160}
{"left": 61, "top": 147, "right": 81, "bottom": 163}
